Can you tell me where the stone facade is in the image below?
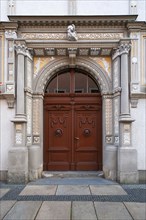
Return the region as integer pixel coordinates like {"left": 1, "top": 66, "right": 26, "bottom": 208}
{"left": 0, "top": 13, "right": 146, "bottom": 183}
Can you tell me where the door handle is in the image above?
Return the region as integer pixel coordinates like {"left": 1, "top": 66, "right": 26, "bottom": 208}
{"left": 75, "top": 137, "right": 79, "bottom": 140}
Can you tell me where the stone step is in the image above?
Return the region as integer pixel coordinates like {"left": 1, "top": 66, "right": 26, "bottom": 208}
{"left": 42, "top": 171, "right": 104, "bottom": 178}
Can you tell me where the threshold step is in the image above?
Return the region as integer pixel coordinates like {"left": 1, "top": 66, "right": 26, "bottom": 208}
{"left": 42, "top": 171, "right": 104, "bottom": 178}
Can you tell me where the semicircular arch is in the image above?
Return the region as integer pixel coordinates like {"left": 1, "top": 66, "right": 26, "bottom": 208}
{"left": 33, "top": 57, "right": 112, "bottom": 94}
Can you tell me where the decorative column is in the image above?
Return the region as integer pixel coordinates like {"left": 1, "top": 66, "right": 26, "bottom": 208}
{"left": 102, "top": 93, "right": 117, "bottom": 181}
{"left": 29, "top": 93, "right": 44, "bottom": 180}
{"left": 118, "top": 40, "right": 138, "bottom": 183}
{"left": 130, "top": 32, "right": 140, "bottom": 108}
{"left": 4, "top": 29, "right": 17, "bottom": 108}
{"left": 8, "top": 40, "right": 28, "bottom": 183}
{"left": 103, "top": 48, "right": 121, "bottom": 181}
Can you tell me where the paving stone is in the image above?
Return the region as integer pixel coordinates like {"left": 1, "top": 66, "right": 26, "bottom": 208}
{"left": 56, "top": 185, "right": 91, "bottom": 195}
{"left": 36, "top": 201, "right": 71, "bottom": 220}
{"left": 124, "top": 202, "right": 146, "bottom": 220}
{"left": 72, "top": 201, "right": 97, "bottom": 220}
{"left": 0, "top": 189, "right": 10, "bottom": 199}
{"left": 0, "top": 201, "right": 16, "bottom": 219}
{"left": 3, "top": 201, "right": 42, "bottom": 220}
{"left": 90, "top": 185, "right": 127, "bottom": 195}
{"left": 20, "top": 185, "right": 57, "bottom": 195}
{"left": 94, "top": 202, "right": 133, "bottom": 220}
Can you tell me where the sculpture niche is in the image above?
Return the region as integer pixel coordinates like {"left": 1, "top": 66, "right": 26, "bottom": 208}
{"left": 67, "top": 24, "right": 78, "bottom": 41}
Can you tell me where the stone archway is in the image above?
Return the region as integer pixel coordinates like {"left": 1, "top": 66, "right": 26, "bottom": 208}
{"left": 31, "top": 57, "right": 117, "bottom": 179}
{"left": 33, "top": 57, "right": 112, "bottom": 94}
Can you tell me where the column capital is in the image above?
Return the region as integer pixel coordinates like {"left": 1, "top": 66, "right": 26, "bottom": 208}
{"left": 5, "top": 29, "right": 17, "bottom": 39}
{"left": 118, "top": 40, "right": 131, "bottom": 55}
{"left": 15, "top": 40, "right": 27, "bottom": 56}
{"left": 112, "top": 48, "right": 120, "bottom": 60}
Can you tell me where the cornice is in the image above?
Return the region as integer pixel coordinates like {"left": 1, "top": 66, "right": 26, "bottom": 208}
{"left": 8, "top": 15, "right": 138, "bottom": 27}
{"left": 127, "top": 21, "right": 146, "bottom": 31}
{"left": 26, "top": 40, "right": 119, "bottom": 48}
{"left": 0, "top": 22, "right": 18, "bottom": 30}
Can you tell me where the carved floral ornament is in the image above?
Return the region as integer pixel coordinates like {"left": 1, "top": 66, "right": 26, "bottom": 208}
{"left": 14, "top": 42, "right": 32, "bottom": 59}
{"left": 20, "top": 32, "right": 123, "bottom": 40}
{"left": 5, "top": 30, "right": 17, "bottom": 39}
{"left": 112, "top": 42, "right": 131, "bottom": 59}
{"left": 118, "top": 42, "right": 131, "bottom": 55}
{"left": 15, "top": 42, "right": 27, "bottom": 55}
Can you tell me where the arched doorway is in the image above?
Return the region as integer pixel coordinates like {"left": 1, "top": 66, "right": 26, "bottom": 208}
{"left": 43, "top": 68, "right": 102, "bottom": 171}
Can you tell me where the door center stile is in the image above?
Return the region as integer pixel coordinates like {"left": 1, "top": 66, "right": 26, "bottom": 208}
{"left": 71, "top": 96, "right": 75, "bottom": 170}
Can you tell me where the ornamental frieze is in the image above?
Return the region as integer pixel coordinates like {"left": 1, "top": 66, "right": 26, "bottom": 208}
{"left": 20, "top": 32, "right": 123, "bottom": 40}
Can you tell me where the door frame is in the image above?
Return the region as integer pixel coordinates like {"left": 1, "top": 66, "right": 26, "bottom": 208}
{"left": 43, "top": 93, "right": 102, "bottom": 171}
{"left": 32, "top": 57, "right": 119, "bottom": 180}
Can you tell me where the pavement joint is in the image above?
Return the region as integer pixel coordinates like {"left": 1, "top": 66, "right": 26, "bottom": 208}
{"left": 123, "top": 202, "right": 135, "bottom": 220}
{"left": 0, "top": 180, "right": 146, "bottom": 220}
{"left": 0, "top": 181, "right": 146, "bottom": 203}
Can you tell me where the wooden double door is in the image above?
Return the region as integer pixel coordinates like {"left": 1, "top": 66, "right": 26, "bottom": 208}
{"left": 44, "top": 94, "right": 102, "bottom": 171}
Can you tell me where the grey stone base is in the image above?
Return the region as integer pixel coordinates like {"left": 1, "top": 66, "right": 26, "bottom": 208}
{"left": 0, "top": 170, "right": 7, "bottom": 181}
{"left": 28, "top": 145, "right": 42, "bottom": 181}
{"left": 117, "top": 171, "right": 139, "bottom": 184}
{"left": 103, "top": 145, "right": 117, "bottom": 181}
{"left": 8, "top": 171, "right": 28, "bottom": 184}
{"left": 117, "top": 148, "right": 138, "bottom": 183}
{"left": 8, "top": 147, "right": 28, "bottom": 184}
{"left": 138, "top": 170, "right": 146, "bottom": 183}
{"left": 29, "top": 167, "right": 42, "bottom": 181}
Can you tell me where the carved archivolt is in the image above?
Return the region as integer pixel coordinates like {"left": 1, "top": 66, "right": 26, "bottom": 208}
{"left": 33, "top": 57, "right": 112, "bottom": 94}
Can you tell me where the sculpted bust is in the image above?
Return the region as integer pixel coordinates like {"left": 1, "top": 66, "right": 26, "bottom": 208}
{"left": 67, "top": 24, "right": 78, "bottom": 41}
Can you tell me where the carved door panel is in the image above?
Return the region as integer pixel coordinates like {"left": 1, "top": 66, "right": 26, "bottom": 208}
{"left": 44, "top": 94, "right": 102, "bottom": 171}
{"left": 44, "top": 103, "right": 72, "bottom": 170}
{"left": 74, "top": 104, "right": 102, "bottom": 170}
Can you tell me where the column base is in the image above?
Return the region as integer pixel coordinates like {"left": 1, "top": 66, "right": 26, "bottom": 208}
{"left": 28, "top": 145, "right": 42, "bottom": 181}
{"left": 118, "top": 171, "right": 139, "bottom": 184}
{"left": 103, "top": 145, "right": 117, "bottom": 181}
{"left": 8, "top": 147, "right": 28, "bottom": 184}
{"left": 117, "top": 147, "right": 138, "bottom": 183}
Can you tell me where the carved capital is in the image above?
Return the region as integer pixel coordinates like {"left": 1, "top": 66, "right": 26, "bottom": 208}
{"left": 112, "top": 48, "right": 120, "bottom": 60}
{"left": 113, "top": 87, "right": 122, "bottom": 94}
{"left": 5, "top": 30, "right": 17, "bottom": 39}
{"left": 15, "top": 41, "right": 27, "bottom": 56}
{"left": 26, "top": 48, "right": 33, "bottom": 60}
{"left": 118, "top": 41, "right": 131, "bottom": 55}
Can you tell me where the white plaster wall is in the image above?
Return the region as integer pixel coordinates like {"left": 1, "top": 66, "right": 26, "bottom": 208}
{"left": 15, "top": 0, "right": 68, "bottom": 16}
{"left": 0, "top": 0, "right": 146, "bottom": 21}
{"left": 0, "top": 100, "right": 15, "bottom": 170}
{"left": 0, "top": 0, "right": 8, "bottom": 21}
{"left": 77, "top": 0, "right": 129, "bottom": 15}
{"left": 131, "top": 99, "right": 146, "bottom": 170}
{"left": 137, "top": 0, "right": 146, "bottom": 21}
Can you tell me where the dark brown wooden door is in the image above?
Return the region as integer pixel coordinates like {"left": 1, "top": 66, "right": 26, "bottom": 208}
{"left": 44, "top": 94, "right": 102, "bottom": 171}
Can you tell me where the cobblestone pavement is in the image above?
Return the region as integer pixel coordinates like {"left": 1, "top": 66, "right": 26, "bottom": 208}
{"left": 0, "top": 177, "right": 146, "bottom": 220}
